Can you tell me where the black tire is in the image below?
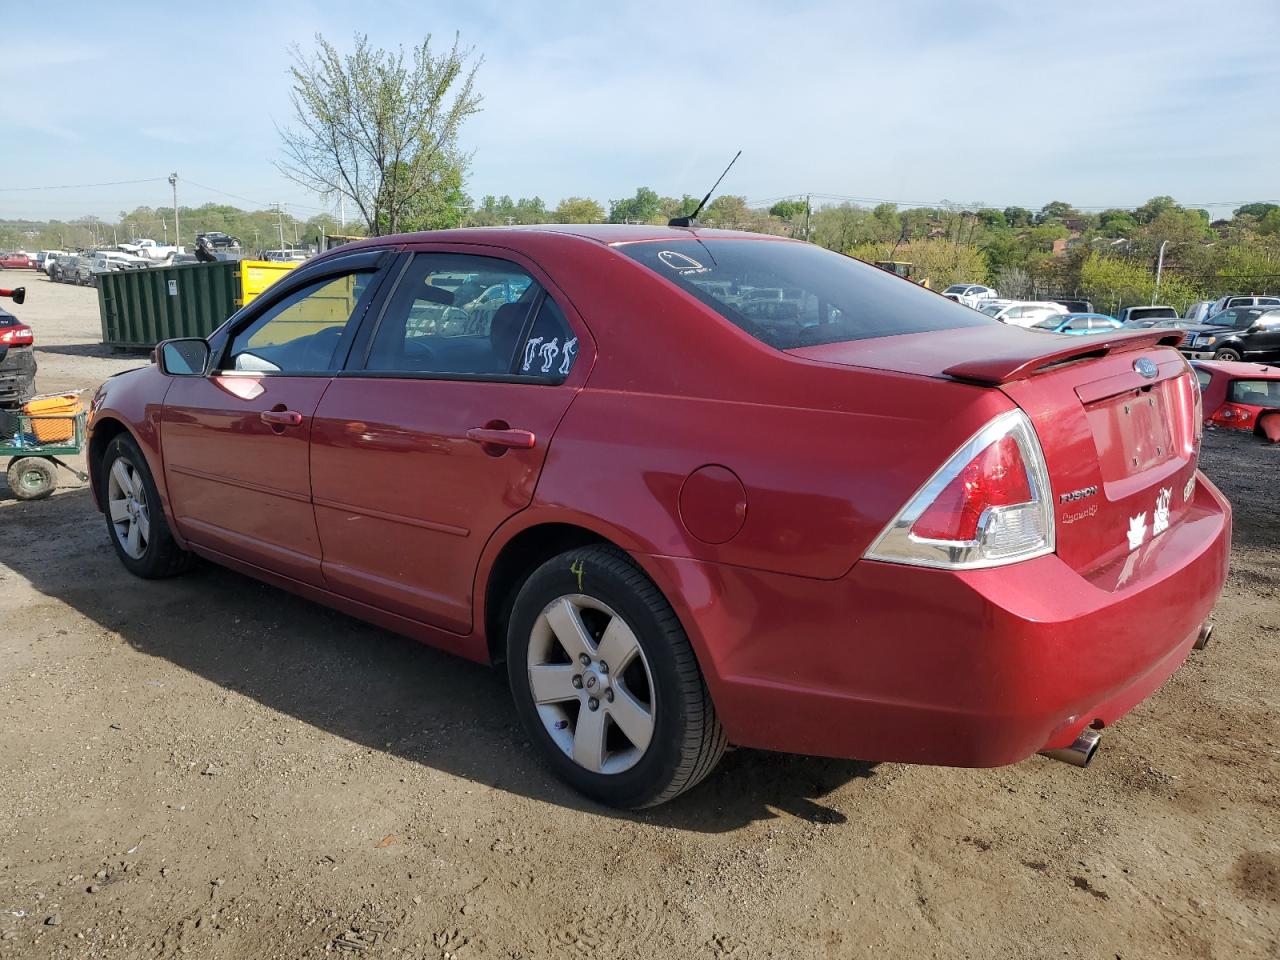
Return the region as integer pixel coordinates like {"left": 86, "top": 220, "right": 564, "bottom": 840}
{"left": 1213, "top": 347, "right": 1242, "bottom": 362}
{"left": 506, "top": 545, "right": 726, "bottom": 808}
{"left": 100, "top": 433, "right": 194, "bottom": 578}
{"left": 6, "top": 457, "right": 56, "bottom": 501}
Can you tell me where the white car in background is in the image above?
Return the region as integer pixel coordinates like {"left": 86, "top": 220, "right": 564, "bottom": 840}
{"left": 941, "top": 283, "right": 999, "bottom": 308}
{"left": 978, "top": 300, "right": 1068, "bottom": 328}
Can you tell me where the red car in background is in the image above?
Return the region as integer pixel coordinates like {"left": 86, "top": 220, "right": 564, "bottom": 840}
{"left": 86, "top": 226, "right": 1230, "bottom": 808}
{"left": 0, "top": 253, "right": 33, "bottom": 270}
{"left": 1192, "top": 359, "right": 1280, "bottom": 441}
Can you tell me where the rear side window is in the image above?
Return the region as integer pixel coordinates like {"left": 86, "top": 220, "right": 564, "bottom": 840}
{"left": 616, "top": 239, "right": 990, "bottom": 349}
{"left": 1227, "top": 379, "right": 1280, "bottom": 408}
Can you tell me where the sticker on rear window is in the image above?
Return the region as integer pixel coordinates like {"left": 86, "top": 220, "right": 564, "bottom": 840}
{"left": 657, "top": 250, "right": 709, "bottom": 275}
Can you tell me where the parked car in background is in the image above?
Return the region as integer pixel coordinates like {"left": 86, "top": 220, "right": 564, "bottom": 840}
{"left": 0, "top": 304, "right": 36, "bottom": 408}
{"left": 1182, "top": 306, "right": 1280, "bottom": 361}
{"left": 196, "top": 231, "right": 241, "bottom": 249}
{"left": 119, "top": 239, "right": 179, "bottom": 261}
{"left": 48, "top": 253, "right": 91, "bottom": 285}
{"left": 1050, "top": 298, "right": 1094, "bottom": 314}
{"left": 33, "top": 251, "right": 66, "bottom": 274}
{"left": 1191, "top": 359, "right": 1280, "bottom": 440}
{"left": 0, "top": 252, "right": 33, "bottom": 269}
{"left": 1031, "top": 313, "right": 1122, "bottom": 335}
{"left": 978, "top": 300, "right": 1067, "bottom": 327}
{"left": 1184, "top": 300, "right": 1216, "bottom": 324}
{"left": 87, "top": 224, "right": 1229, "bottom": 807}
{"left": 1208, "top": 294, "right": 1280, "bottom": 315}
{"left": 262, "top": 249, "right": 309, "bottom": 263}
{"left": 941, "top": 283, "right": 998, "bottom": 308}
{"left": 1118, "top": 305, "right": 1180, "bottom": 327}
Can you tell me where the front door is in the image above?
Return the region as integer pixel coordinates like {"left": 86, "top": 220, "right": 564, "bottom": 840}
{"left": 162, "top": 265, "right": 385, "bottom": 585}
{"left": 309, "top": 250, "right": 589, "bottom": 633}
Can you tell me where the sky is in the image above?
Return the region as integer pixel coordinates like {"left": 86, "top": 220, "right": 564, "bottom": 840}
{"left": 2, "top": 0, "right": 1278, "bottom": 224}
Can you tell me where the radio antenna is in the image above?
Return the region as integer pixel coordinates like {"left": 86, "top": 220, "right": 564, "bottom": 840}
{"left": 668, "top": 150, "right": 742, "bottom": 228}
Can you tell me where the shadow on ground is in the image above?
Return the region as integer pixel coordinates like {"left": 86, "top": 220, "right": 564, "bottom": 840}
{"left": 0, "top": 486, "right": 876, "bottom": 833}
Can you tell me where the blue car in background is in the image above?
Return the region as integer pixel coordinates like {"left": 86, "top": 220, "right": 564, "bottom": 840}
{"left": 1032, "top": 312, "right": 1123, "bottom": 336}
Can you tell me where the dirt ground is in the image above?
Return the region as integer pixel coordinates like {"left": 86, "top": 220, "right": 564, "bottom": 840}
{"left": 0, "top": 268, "right": 1277, "bottom": 960}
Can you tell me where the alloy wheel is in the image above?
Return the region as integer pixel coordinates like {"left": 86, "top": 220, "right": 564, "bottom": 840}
{"left": 107, "top": 457, "right": 150, "bottom": 559}
{"left": 526, "top": 595, "right": 656, "bottom": 775}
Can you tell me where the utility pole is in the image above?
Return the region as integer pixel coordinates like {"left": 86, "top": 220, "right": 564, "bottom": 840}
{"left": 275, "top": 203, "right": 285, "bottom": 251}
{"left": 804, "top": 193, "right": 812, "bottom": 240}
{"left": 339, "top": 196, "right": 346, "bottom": 230}
{"left": 169, "top": 173, "right": 180, "bottom": 251}
{"left": 1152, "top": 239, "right": 1171, "bottom": 305}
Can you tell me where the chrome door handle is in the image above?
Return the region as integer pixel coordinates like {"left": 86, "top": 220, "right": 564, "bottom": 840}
{"left": 465, "top": 427, "right": 535, "bottom": 449}
{"left": 260, "top": 409, "right": 303, "bottom": 427}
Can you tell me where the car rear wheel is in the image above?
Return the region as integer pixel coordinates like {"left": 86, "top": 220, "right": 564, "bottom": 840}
{"left": 101, "top": 434, "right": 194, "bottom": 578}
{"left": 507, "top": 545, "right": 726, "bottom": 808}
{"left": 1213, "top": 347, "right": 1242, "bottom": 362}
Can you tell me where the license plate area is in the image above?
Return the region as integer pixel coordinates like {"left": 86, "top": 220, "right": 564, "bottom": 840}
{"left": 1085, "top": 384, "right": 1177, "bottom": 483}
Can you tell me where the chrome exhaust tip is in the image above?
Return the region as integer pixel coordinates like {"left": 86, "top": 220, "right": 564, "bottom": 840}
{"left": 1193, "top": 621, "right": 1214, "bottom": 651}
{"left": 1040, "top": 728, "right": 1101, "bottom": 768}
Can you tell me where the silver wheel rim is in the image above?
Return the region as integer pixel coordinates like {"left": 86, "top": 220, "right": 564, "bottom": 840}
{"left": 107, "top": 456, "right": 150, "bottom": 560}
{"left": 527, "top": 595, "right": 656, "bottom": 775}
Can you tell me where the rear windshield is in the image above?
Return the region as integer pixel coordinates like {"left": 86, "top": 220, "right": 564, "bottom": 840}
{"left": 1130, "top": 307, "right": 1178, "bottom": 320}
{"left": 1228, "top": 379, "right": 1280, "bottom": 408}
{"left": 616, "top": 239, "right": 991, "bottom": 349}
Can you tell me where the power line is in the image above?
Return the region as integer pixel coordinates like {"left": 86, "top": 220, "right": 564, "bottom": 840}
{"left": 0, "top": 177, "right": 168, "bottom": 193}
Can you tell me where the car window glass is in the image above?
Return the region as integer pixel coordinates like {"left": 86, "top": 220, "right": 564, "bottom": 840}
{"left": 366, "top": 253, "right": 547, "bottom": 377}
{"left": 515, "top": 297, "right": 578, "bottom": 378}
{"left": 1228, "top": 379, "right": 1280, "bottom": 408}
{"left": 1194, "top": 369, "right": 1213, "bottom": 388}
{"left": 226, "top": 272, "right": 376, "bottom": 373}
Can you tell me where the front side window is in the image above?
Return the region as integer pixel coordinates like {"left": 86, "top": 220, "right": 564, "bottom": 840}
{"left": 617, "top": 239, "right": 989, "bottom": 350}
{"left": 226, "top": 271, "right": 377, "bottom": 373}
{"left": 1227, "top": 379, "right": 1280, "bottom": 408}
{"left": 365, "top": 253, "right": 577, "bottom": 380}
{"left": 1194, "top": 368, "right": 1213, "bottom": 388}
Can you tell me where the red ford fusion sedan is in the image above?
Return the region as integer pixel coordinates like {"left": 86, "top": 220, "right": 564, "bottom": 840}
{"left": 87, "top": 226, "right": 1230, "bottom": 808}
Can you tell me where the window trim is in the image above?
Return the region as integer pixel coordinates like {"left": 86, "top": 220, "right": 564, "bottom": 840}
{"left": 344, "top": 247, "right": 586, "bottom": 386}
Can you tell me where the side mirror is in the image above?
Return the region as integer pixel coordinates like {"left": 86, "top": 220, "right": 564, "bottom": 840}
{"left": 158, "top": 338, "right": 211, "bottom": 376}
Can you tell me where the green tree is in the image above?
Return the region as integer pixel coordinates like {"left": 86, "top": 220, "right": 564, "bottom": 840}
{"left": 1037, "top": 201, "right": 1075, "bottom": 223}
{"left": 553, "top": 196, "right": 605, "bottom": 223}
{"left": 769, "top": 199, "right": 808, "bottom": 221}
{"left": 278, "top": 32, "right": 482, "bottom": 236}
{"left": 1234, "top": 202, "right": 1279, "bottom": 221}
{"left": 608, "top": 187, "right": 662, "bottom": 224}
{"left": 1003, "top": 206, "right": 1033, "bottom": 227}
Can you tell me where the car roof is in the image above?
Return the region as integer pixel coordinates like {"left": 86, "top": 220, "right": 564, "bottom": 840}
{"left": 1191, "top": 359, "right": 1280, "bottom": 377}
{"left": 326, "top": 224, "right": 796, "bottom": 251}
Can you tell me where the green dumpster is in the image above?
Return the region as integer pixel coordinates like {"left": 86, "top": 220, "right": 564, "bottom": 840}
{"left": 97, "top": 261, "right": 240, "bottom": 349}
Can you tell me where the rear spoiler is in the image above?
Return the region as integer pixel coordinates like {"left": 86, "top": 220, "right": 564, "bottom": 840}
{"left": 943, "top": 330, "right": 1184, "bottom": 386}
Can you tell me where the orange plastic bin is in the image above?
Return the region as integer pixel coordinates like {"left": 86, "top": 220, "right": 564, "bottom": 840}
{"left": 23, "top": 395, "right": 82, "bottom": 443}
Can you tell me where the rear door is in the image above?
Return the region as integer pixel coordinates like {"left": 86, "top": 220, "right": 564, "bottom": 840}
{"left": 160, "top": 252, "right": 389, "bottom": 585}
{"left": 310, "top": 247, "right": 592, "bottom": 633}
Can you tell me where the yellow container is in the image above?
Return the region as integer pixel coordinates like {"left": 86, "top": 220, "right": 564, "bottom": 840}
{"left": 24, "top": 395, "right": 82, "bottom": 443}
{"left": 236, "top": 260, "right": 300, "bottom": 307}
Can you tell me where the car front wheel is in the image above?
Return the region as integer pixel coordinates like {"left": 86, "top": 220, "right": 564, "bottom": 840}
{"left": 507, "top": 545, "right": 726, "bottom": 808}
{"left": 101, "top": 434, "right": 193, "bottom": 578}
{"left": 1213, "top": 347, "right": 1242, "bottom": 362}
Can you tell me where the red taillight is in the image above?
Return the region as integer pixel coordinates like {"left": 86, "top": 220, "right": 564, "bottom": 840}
{"left": 0, "top": 325, "right": 32, "bottom": 346}
{"left": 865, "top": 410, "right": 1055, "bottom": 570}
{"left": 911, "top": 435, "right": 1033, "bottom": 541}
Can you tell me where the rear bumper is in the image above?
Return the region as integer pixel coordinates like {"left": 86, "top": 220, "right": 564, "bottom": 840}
{"left": 646, "top": 472, "right": 1231, "bottom": 766}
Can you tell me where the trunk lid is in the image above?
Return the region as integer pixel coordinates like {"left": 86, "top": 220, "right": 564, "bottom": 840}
{"left": 790, "top": 325, "right": 1201, "bottom": 575}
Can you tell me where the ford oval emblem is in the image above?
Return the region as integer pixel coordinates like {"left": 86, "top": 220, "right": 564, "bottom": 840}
{"left": 1134, "top": 357, "right": 1158, "bottom": 380}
